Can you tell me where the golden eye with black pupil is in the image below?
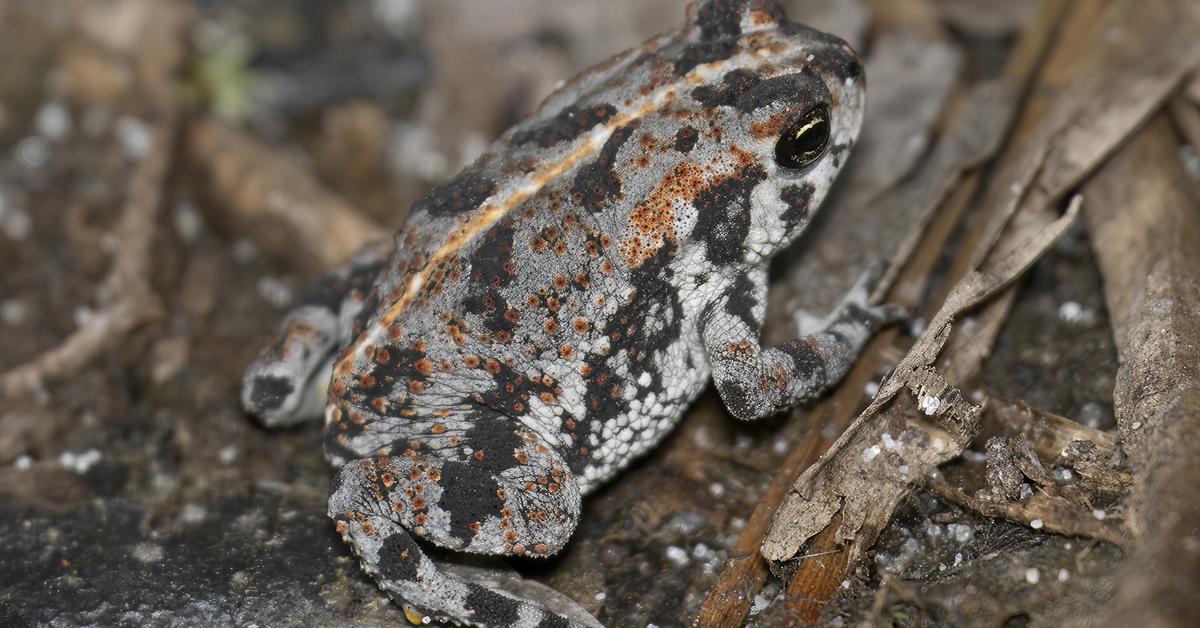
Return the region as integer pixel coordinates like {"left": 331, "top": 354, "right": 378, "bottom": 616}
{"left": 774, "top": 105, "right": 830, "bottom": 170}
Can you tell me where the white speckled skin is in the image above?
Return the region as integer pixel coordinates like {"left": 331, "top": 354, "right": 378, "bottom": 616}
{"left": 241, "top": 1, "right": 899, "bottom": 625}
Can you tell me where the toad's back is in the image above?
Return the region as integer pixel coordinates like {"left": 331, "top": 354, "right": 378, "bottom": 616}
{"left": 320, "top": 2, "right": 865, "bottom": 493}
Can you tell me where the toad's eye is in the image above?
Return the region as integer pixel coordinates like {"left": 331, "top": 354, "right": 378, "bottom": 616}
{"left": 774, "top": 105, "right": 830, "bottom": 170}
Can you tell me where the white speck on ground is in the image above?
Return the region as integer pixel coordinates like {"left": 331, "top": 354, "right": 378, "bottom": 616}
{"left": 665, "top": 545, "right": 689, "bottom": 566}
{"left": 59, "top": 449, "right": 103, "bottom": 474}
{"left": 132, "top": 542, "right": 165, "bottom": 563}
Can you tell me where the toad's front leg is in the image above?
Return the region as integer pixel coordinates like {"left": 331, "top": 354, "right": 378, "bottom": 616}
{"left": 701, "top": 267, "right": 904, "bottom": 421}
{"left": 241, "top": 240, "right": 393, "bottom": 426}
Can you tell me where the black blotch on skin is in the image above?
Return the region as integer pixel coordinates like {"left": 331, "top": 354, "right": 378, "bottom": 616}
{"left": 376, "top": 530, "right": 421, "bottom": 583}
{"left": 463, "top": 584, "right": 523, "bottom": 626}
{"left": 347, "top": 345, "right": 421, "bottom": 403}
{"left": 692, "top": 0, "right": 782, "bottom": 42}
{"left": 469, "top": 217, "right": 518, "bottom": 289}
{"left": 715, "top": 378, "right": 757, "bottom": 421}
{"left": 415, "top": 171, "right": 498, "bottom": 217}
{"left": 690, "top": 164, "right": 768, "bottom": 265}
{"left": 512, "top": 103, "right": 617, "bottom": 147}
{"left": 673, "top": 40, "right": 737, "bottom": 77}
{"left": 781, "top": 22, "right": 862, "bottom": 83}
{"left": 462, "top": 415, "right": 527, "bottom": 473}
{"left": 778, "top": 341, "right": 825, "bottom": 387}
{"left": 463, "top": 288, "right": 516, "bottom": 338}
{"left": 572, "top": 122, "right": 638, "bottom": 212}
{"left": 674, "top": 126, "right": 699, "bottom": 153}
{"left": 248, "top": 376, "right": 293, "bottom": 412}
{"left": 724, "top": 273, "right": 761, "bottom": 329}
{"left": 536, "top": 613, "right": 572, "bottom": 628}
{"left": 691, "top": 69, "right": 761, "bottom": 109}
{"left": 779, "top": 183, "right": 814, "bottom": 229}
{"left": 438, "top": 460, "right": 505, "bottom": 543}
{"left": 735, "top": 72, "right": 825, "bottom": 113}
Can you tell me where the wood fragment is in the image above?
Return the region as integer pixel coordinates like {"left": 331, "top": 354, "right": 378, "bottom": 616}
{"left": 982, "top": 397, "right": 1117, "bottom": 461}
{"left": 1082, "top": 115, "right": 1200, "bottom": 626}
{"left": 926, "top": 475, "right": 1126, "bottom": 546}
{"left": 186, "top": 117, "right": 386, "bottom": 271}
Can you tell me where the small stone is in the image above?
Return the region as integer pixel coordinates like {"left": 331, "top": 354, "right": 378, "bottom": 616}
{"left": 1030, "top": 518, "right": 1044, "bottom": 530}
{"left": 1025, "top": 567, "right": 1040, "bottom": 584}
{"left": 665, "top": 545, "right": 689, "bottom": 566}
{"left": 1057, "top": 301, "right": 1084, "bottom": 323}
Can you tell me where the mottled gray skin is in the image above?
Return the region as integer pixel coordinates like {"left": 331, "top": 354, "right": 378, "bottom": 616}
{"left": 242, "top": 1, "right": 899, "bottom": 625}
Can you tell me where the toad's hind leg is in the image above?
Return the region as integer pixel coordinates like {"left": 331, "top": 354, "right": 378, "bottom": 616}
{"left": 241, "top": 240, "right": 393, "bottom": 426}
{"left": 329, "top": 430, "right": 592, "bottom": 626}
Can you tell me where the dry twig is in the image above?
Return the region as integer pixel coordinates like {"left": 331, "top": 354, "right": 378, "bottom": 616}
{"left": 0, "top": 2, "right": 191, "bottom": 401}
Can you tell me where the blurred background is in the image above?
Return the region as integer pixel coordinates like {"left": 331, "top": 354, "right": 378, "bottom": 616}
{"left": 6, "top": 0, "right": 1194, "bottom": 626}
